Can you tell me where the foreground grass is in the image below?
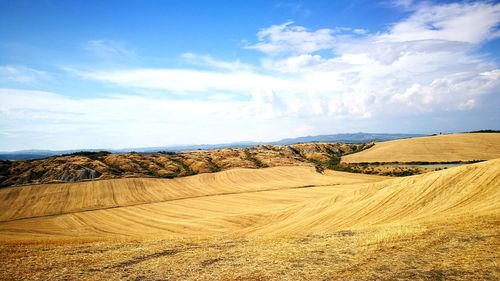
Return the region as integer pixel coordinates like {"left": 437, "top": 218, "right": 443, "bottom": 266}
{"left": 1, "top": 215, "right": 497, "bottom": 280}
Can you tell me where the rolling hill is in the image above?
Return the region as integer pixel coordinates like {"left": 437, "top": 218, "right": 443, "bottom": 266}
{"left": 342, "top": 132, "right": 500, "bottom": 163}
{"left": 0, "top": 158, "right": 497, "bottom": 240}
{"left": 0, "top": 135, "right": 498, "bottom": 280}
{"left": 0, "top": 132, "right": 424, "bottom": 160}
{"left": 0, "top": 142, "right": 371, "bottom": 187}
{"left": 0, "top": 166, "right": 385, "bottom": 223}
{"left": 251, "top": 158, "right": 499, "bottom": 236}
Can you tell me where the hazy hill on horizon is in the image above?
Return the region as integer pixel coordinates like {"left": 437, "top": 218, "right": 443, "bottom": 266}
{"left": 0, "top": 132, "right": 424, "bottom": 161}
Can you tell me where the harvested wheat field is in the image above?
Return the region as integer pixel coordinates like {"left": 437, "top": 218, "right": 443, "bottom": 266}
{"left": 0, "top": 166, "right": 384, "bottom": 223}
{"left": 342, "top": 132, "right": 500, "bottom": 163}
{"left": 4, "top": 1, "right": 500, "bottom": 280}
{"left": 0, "top": 159, "right": 499, "bottom": 280}
{"left": 0, "top": 167, "right": 386, "bottom": 240}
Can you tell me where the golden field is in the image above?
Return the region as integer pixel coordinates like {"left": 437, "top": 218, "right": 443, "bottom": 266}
{"left": 0, "top": 133, "right": 499, "bottom": 280}
{"left": 0, "top": 166, "right": 386, "bottom": 239}
{"left": 0, "top": 157, "right": 499, "bottom": 279}
{"left": 342, "top": 133, "right": 500, "bottom": 163}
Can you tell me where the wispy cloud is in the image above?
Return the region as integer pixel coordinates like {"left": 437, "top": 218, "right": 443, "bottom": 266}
{"left": 0, "top": 87, "right": 298, "bottom": 150}
{"left": 85, "top": 39, "right": 136, "bottom": 57}
{"left": 389, "top": 0, "right": 415, "bottom": 9}
{"left": 0, "top": 65, "right": 48, "bottom": 84}
{"left": 181, "top": 53, "right": 254, "bottom": 71}
{"left": 77, "top": 68, "right": 304, "bottom": 94}
{"left": 379, "top": 2, "right": 500, "bottom": 43}
{"left": 275, "top": 2, "right": 311, "bottom": 17}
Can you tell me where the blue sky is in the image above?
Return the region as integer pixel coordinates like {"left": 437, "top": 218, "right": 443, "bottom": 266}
{"left": 1, "top": 0, "right": 499, "bottom": 151}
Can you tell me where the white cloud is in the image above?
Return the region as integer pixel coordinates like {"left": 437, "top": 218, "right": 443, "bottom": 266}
{"left": 390, "top": 0, "right": 415, "bottom": 9}
{"left": 78, "top": 68, "right": 307, "bottom": 94}
{"left": 85, "top": 39, "right": 135, "bottom": 57}
{"left": 245, "top": 21, "right": 336, "bottom": 55}
{"left": 246, "top": 1, "right": 500, "bottom": 118}
{"left": 389, "top": 70, "right": 500, "bottom": 112}
{"left": 7, "top": 1, "right": 499, "bottom": 150}
{"left": 76, "top": 2, "right": 500, "bottom": 121}
{"left": 245, "top": 21, "right": 369, "bottom": 56}
{"left": 263, "top": 54, "right": 322, "bottom": 73}
{"left": 481, "top": 69, "right": 500, "bottom": 79}
{"left": 379, "top": 2, "right": 500, "bottom": 44}
{"left": 353, "top": 28, "right": 368, "bottom": 35}
{"left": 0, "top": 65, "right": 48, "bottom": 84}
{"left": 181, "top": 53, "right": 253, "bottom": 71}
{"left": 378, "top": 2, "right": 500, "bottom": 44}
{"left": 1, "top": 88, "right": 327, "bottom": 150}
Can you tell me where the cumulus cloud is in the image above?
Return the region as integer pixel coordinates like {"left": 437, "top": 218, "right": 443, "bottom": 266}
{"left": 389, "top": 71, "right": 500, "bottom": 112}
{"left": 80, "top": 2, "right": 499, "bottom": 120}
{"left": 249, "top": 1, "right": 500, "bottom": 118}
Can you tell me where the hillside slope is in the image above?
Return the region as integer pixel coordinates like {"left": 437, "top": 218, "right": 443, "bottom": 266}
{"left": 342, "top": 133, "right": 500, "bottom": 163}
{"left": 0, "top": 142, "right": 371, "bottom": 187}
{"left": 252, "top": 158, "right": 500, "bottom": 235}
{"left": 0, "top": 166, "right": 385, "bottom": 223}
{"left": 1, "top": 159, "right": 498, "bottom": 280}
{"left": 0, "top": 159, "right": 497, "bottom": 241}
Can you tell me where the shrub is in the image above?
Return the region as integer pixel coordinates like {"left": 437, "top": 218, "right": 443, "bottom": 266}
{"left": 315, "top": 164, "right": 324, "bottom": 173}
{"left": 158, "top": 151, "right": 176, "bottom": 155}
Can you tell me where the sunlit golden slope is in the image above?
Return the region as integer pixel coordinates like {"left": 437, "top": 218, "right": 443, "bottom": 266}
{"left": 0, "top": 159, "right": 497, "bottom": 241}
{"left": 251, "top": 158, "right": 500, "bottom": 236}
{"left": 342, "top": 133, "right": 500, "bottom": 163}
{"left": 0, "top": 166, "right": 384, "bottom": 222}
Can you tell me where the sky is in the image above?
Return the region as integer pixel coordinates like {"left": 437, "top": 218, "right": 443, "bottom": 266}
{"left": 0, "top": 0, "right": 499, "bottom": 151}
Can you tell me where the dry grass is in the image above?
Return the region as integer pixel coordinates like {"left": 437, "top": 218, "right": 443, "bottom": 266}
{"left": 0, "top": 166, "right": 384, "bottom": 222}
{"left": 342, "top": 133, "right": 500, "bottom": 163}
{"left": 0, "top": 216, "right": 497, "bottom": 280}
{"left": 0, "top": 159, "right": 499, "bottom": 280}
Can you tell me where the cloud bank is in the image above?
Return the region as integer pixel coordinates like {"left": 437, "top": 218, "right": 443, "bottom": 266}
{"left": 1, "top": 1, "right": 499, "bottom": 150}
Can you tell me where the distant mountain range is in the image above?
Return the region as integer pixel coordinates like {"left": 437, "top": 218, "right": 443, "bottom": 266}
{"left": 0, "top": 132, "right": 424, "bottom": 161}
{"left": 272, "top": 133, "right": 423, "bottom": 145}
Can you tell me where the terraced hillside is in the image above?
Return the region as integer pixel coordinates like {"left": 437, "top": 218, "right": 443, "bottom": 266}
{"left": 342, "top": 132, "right": 500, "bottom": 163}
{"left": 0, "top": 142, "right": 371, "bottom": 187}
